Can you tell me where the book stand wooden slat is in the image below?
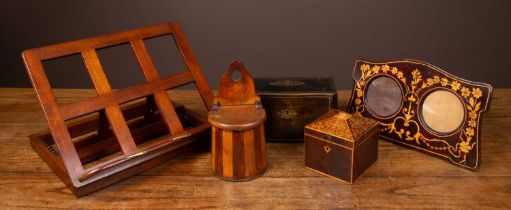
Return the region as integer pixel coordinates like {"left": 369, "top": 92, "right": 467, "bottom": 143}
{"left": 22, "top": 22, "right": 214, "bottom": 197}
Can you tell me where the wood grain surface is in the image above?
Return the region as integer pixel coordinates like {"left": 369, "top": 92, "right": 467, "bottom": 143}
{"left": 0, "top": 88, "right": 510, "bottom": 209}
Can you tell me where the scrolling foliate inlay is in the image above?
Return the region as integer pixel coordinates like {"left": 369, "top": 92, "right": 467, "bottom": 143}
{"left": 306, "top": 111, "right": 378, "bottom": 141}
{"left": 347, "top": 60, "right": 493, "bottom": 169}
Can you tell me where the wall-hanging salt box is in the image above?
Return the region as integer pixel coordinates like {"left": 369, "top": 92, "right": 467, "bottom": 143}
{"left": 254, "top": 78, "right": 337, "bottom": 142}
{"left": 208, "top": 61, "right": 267, "bottom": 181}
{"left": 304, "top": 110, "right": 379, "bottom": 184}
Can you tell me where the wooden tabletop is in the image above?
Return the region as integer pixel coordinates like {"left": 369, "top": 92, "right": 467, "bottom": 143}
{"left": 0, "top": 88, "right": 510, "bottom": 209}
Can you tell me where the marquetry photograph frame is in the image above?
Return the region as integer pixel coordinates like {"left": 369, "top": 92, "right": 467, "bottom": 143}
{"left": 347, "top": 59, "right": 493, "bottom": 170}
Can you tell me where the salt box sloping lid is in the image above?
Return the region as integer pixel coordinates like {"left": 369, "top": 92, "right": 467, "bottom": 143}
{"left": 305, "top": 111, "right": 379, "bottom": 141}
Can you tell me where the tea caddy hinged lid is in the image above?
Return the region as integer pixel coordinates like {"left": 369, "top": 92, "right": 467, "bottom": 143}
{"left": 305, "top": 110, "right": 379, "bottom": 147}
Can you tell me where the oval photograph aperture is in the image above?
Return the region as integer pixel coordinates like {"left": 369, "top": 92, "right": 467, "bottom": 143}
{"left": 421, "top": 90, "right": 465, "bottom": 134}
{"left": 365, "top": 76, "right": 403, "bottom": 118}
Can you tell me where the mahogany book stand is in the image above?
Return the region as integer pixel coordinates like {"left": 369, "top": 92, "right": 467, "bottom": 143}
{"left": 22, "top": 22, "right": 214, "bottom": 197}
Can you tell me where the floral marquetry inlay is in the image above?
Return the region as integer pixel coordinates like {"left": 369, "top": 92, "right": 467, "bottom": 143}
{"left": 306, "top": 111, "right": 378, "bottom": 141}
{"left": 347, "top": 60, "right": 493, "bottom": 170}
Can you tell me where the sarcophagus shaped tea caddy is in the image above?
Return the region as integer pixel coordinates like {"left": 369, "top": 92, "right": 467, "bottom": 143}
{"left": 304, "top": 110, "right": 380, "bottom": 184}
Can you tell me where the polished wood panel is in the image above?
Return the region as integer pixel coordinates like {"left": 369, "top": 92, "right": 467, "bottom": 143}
{"left": 59, "top": 71, "right": 194, "bottom": 120}
{"left": 212, "top": 126, "right": 266, "bottom": 181}
{"left": 215, "top": 61, "right": 259, "bottom": 106}
{"left": 130, "top": 39, "right": 185, "bottom": 136}
{"left": 21, "top": 22, "right": 214, "bottom": 196}
{"left": 25, "top": 23, "right": 172, "bottom": 60}
{"left": 0, "top": 88, "right": 510, "bottom": 208}
{"left": 82, "top": 49, "right": 137, "bottom": 154}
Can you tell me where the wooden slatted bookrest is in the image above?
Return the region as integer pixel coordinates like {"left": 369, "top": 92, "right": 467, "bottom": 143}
{"left": 22, "top": 22, "right": 214, "bottom": 197}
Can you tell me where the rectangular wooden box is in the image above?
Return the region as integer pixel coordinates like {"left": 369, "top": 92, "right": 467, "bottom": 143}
{"left": 254, "top": 78, "right": 337, "bottom": 142}
{"left": 304, "top": 110, "right": 379, "bottom": 184}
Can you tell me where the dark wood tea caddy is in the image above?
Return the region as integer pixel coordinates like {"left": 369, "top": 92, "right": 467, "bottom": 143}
{"left": 254, "top": 77, "right": 337, "bottom": 142}
{"left": 304, "top": 110, "right": 380, "bottom": 184}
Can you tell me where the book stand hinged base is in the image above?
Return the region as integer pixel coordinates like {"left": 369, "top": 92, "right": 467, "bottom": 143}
{"left": 30, "top": 100, "right": 210, "bottom": 196}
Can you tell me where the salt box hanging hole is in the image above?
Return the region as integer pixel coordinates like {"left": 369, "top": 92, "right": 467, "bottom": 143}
{"left": 231, "top": 70, "right": 242, "bottom": 81}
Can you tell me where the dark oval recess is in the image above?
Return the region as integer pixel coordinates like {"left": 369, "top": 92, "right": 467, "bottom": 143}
{"left": 365, "top": 76, "right": 403, "bottom": 118}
